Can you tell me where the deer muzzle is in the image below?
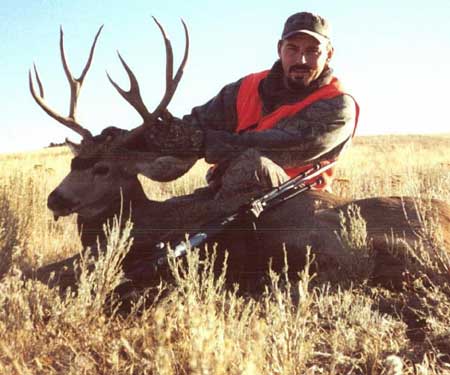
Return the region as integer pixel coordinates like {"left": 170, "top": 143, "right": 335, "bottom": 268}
{"left": 47, "top": 190, "right": 80, "bottom": 219}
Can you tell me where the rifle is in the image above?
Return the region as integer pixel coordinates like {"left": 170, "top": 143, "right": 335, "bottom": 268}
{"left": 142, "top": 160, "right": 337, "bottom": 273}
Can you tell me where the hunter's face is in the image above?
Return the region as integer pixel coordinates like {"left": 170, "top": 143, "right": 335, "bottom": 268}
{"left": 278, "top": 33, "right": 333, "bottom": 89}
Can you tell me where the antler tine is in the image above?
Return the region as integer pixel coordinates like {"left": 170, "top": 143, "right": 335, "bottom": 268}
{"left": 174, "top": 19, "right": 190, "bottom": 83}
{"left": 106, "top": 52, "right": 153, "bottom": 122}
{"left": 78, "top": 25, "right": 104, "bottom": 83}
{"left": 152, "top": 16, "right": 174, "bottom": 111}
{"left": 32, "top": 63, "right": 44, "bottom": 97}
{"left": 29, "top": 26, "right": 104, "bottom": 140}
{"left": 60, "top": 25, "right": 103, "bottom": 126}
{"left": 151, "top": 17, "right": 189, "bottom": 119}
{"left": 29, "top": 63, "right": 93, "bottom": 140}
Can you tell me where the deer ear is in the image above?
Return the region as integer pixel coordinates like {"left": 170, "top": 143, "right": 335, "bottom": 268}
{"left": 65, "top": 138, "right": 81, "bottom": 156}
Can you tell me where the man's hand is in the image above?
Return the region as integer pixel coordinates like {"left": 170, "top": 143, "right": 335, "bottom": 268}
{"left": 144, "top": 117, "right": 205, "bottom": 157}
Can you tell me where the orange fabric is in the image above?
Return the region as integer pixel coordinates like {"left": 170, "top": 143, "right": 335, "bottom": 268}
{"left": 236, "top": 70, "right": 359, "bottom": 190}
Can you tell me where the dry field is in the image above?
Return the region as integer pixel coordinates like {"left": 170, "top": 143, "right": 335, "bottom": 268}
{"left": 0, "top": 134, "right": 449, "bottom": 374}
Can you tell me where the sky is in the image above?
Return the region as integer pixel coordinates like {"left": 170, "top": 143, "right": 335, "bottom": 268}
{"left": 1, "top": 0, "right": 449, "bottom": 153}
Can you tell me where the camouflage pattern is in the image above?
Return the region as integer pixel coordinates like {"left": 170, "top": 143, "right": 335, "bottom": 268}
{"left": 143, "top": 116, "right": 204, "bottom": 157}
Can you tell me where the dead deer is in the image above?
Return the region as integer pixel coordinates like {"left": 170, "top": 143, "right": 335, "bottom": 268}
{"left": 29, "top": 20, "right": 450, "bottom": 294}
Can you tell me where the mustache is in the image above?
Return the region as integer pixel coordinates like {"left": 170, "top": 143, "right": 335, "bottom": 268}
{"left": 289, "top": 64, "right": 311, "bottom": 73}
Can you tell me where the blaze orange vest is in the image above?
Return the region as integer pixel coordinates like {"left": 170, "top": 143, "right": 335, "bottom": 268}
{"left": 236, "top": 70, "right": 359, "bottom": 191}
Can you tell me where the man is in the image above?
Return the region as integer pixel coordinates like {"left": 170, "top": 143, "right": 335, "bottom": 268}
{"left": 145, "top": 11, "right": 359, "bottom": 197}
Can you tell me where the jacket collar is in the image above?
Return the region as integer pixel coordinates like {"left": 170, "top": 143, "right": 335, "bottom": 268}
{"left": 259, "top": 60, "right": 333, "bottom": 114}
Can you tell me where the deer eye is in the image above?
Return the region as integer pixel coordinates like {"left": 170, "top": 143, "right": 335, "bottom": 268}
{"left": 93, "top": 165, "right": 110, "bottom": 176}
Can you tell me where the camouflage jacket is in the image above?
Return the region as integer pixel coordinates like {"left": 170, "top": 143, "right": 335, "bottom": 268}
{"left": 181, "top": 60, "right": 357, "bottom": 169}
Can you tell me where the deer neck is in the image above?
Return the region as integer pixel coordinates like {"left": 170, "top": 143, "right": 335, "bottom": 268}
{"left": 76, "top": 178, "right": 162, "bottom": 248}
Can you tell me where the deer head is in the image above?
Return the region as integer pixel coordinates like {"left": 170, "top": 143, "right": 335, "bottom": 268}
{"left": 30, "top": 19, "right": 195, "bottom": 219}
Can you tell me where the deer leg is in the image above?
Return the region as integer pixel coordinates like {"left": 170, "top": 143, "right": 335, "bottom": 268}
{"left": 30, "top": 244, "right": 101, "bottom": 292}
{"left": 29, "top": 254, "right": 83, "bottom": 291}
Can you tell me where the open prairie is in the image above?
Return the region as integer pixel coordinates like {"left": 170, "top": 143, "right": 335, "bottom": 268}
{"left": 0, "top": 134, "right": 449, "bottom": 374}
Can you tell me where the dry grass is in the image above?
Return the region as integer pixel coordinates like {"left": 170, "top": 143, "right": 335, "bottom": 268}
{"left": 0, "top": 134, "right": 449, "bottom": 374}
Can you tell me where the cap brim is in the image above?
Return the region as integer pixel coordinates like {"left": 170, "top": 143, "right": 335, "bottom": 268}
{"left": 283, "top": 29, "right": 330, "bottom": 44}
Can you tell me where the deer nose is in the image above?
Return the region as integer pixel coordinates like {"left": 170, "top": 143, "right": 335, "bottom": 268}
{"left": 47, "top": 190, "right": 78, "bottom": 211}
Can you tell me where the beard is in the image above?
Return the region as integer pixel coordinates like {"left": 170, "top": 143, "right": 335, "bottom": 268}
{"left": 285, "top": 64, "right": 315, "bottom": 90}
{"left": 285, "top": 76, "right": 310, "bottom": 90}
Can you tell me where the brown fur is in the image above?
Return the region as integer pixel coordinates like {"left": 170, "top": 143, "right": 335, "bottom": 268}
{"left": 36, "top": 164, "right": 450, "bottom": 292}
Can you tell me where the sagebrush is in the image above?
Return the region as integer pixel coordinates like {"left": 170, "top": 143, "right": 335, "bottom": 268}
{"left": 0, "top": 134, "right": 449, "bottom": 374}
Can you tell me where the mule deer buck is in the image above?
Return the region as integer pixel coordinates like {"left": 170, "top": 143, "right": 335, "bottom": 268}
{"left": 29, "top": 20, "right": 450, "bottom": 294}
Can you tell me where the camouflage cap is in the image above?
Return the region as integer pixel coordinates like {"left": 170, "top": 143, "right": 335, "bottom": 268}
{"left": 281, "top": 12, "right": 331, "bottom": 44}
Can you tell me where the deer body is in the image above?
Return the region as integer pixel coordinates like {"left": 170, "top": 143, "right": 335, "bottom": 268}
{"left": 43, "top": 166, "right": 450, "bottom": 290}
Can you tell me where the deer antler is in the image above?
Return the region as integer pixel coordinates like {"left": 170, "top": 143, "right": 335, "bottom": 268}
{"left": 151, "top": 17, "right": 189, "bottom": 119}
{"left": 107, "top": 17, "right": 189, "bottom": 146}
{"left": 29, "top": 25, "right": 104, "bottom": 141}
